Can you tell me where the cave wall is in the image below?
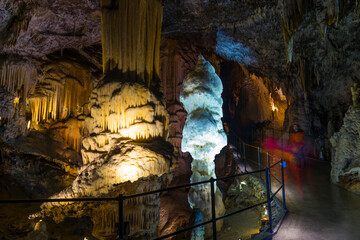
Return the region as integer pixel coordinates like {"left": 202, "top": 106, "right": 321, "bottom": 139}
{"left": 0, "top": 0, "right": 360, "bottom": 238}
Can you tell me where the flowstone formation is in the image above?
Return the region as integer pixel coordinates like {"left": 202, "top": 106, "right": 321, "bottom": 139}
{"left": 180, "top": 56, "right": 227, "bottom": 237}
{"left": 35, "top": 0, "right": 173, "bottom": 239}
{"left": 330, "top": 102, "right": 360, "bottom": 192}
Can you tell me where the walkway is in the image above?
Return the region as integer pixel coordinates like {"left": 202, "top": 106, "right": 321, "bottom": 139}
{"left": 270, "top": 157, "right": 360, "bottom": 240}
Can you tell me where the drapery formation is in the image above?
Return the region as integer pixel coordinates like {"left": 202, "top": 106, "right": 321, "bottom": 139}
{"left": 0, "top": 60, "right": 37, "bottom": 114}
{"left": 28, "top": 61, "right": 91, "bottom": 123}
{"left": 101, "top": 0, "right": 162, "bottom": 88}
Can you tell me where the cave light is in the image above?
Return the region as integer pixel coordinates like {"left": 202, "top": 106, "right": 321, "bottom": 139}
{"left": 13, "top": 97, "right": 19, "bottom": 107}
{"left": 116, "top": 164, "right": 140, "bottom": 183}
{"left": 276, "top": 88, "right": 287, "bottom": 101}
{"left": 269, "top": 93, "right": 279, "bottom": 112}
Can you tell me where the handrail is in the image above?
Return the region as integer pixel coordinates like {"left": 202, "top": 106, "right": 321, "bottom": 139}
{"left": 215, "top": 200, "right": 268, "bottom": 221}
{"left": 270, "top": 160, "right": 282, "bottom": 169}
{"left": 271, "top": 186, "right": 283, "bottom": 200}
{"left": 0, "top": 137, "right": 287, "bottom": 240}
{"left": 216, "top": 169, "right": 265, "bottom": 181}
{"left": 0, "top": 197, "right": 117, "bottom": 204}
{"left": 0, "top": 169, "right": 266, "bottom": 204}
{"left": 125, "top": 178, "right": 210, "bottom": 199}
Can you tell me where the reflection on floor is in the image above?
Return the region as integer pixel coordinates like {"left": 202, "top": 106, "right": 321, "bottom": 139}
{"left": 271, "top": 157, "right": 360, "bottom": 240}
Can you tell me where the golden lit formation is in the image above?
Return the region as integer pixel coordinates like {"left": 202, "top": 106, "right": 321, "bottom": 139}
{"left": 28, "top": 62, "right": 91, "bottom": 123}
{"left": 86, "top": 81, "right": 168, "bottom": 140}
{"left": 101, "top": 0, "right": 162, "bottom": 87}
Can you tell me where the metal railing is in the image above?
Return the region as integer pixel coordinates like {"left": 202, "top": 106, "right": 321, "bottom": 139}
{"left": 0, "top": 139, "right": 287, "bottom": 240}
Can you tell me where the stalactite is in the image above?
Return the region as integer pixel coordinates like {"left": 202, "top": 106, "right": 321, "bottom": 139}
{"left": 51, "top": 118, "right": 85, "bottom": 152}
{"left": 101, "top": 0, "right": 162, "bottom": 88}
{"left": 0, "top": 60, "right": 37, "bottom": 114}
{"left": 87, "top": 81, "right": 168, "bottom": 140}
{"left": 278, "top": 0, "right": 308, "bottom": 62}
{"left": 28, "top": 62, "right": 91, "bottom": 123}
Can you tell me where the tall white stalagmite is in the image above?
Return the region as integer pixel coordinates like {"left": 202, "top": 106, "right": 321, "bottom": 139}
{"left": 180, "top": 55, "right": 227, "bottom": 236}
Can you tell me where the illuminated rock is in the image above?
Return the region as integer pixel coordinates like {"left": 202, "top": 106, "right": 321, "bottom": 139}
{"left": 35, "top": 138, "right": 174, "bottom": 239}
{"left": 35, "top": 1, "right": 172, "bottom": 239}
{"left": 330, "top": 106, "right": 360, "bottom": 192}
{"left": 50, "top": 117, "right": 85, "bottom": 153}
{"left": 101, "top": 0, "right": 162, "bottom": 88}
{"left": 180, "top": 55, "right": 226, "bottom": 235}
{"left": 84, "top": 79, "right": 168, "bottom": 140}
{"left": 28, "top": 60, "right": 92, "bottom": 124}
{"left": 37, "top": 80, "right": 171, "bottom": 239}
{"left": 215, "top": 30, "right": 255, "bottom": 65}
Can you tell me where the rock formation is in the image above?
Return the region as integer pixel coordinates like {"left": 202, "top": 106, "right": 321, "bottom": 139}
{"left": 34, "top": 0, "right": 174, "bottom": 239}
{"left": 180, "top": 55, "right": 227, "bottom": 236}
{"left": 2, "top": 0, "right": 360, "bottom": 239}
{"left": 330, "top": 104, "right": 360, "bottom": 192}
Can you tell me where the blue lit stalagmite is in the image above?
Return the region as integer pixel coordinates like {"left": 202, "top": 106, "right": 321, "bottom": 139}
{"left": 180, "top": 55, "right": 227, "bottom": 237}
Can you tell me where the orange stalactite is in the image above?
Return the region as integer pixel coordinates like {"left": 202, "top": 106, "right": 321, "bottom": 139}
{"left": 101, "top": 0, "right": 162, "bottom": 88}
{"left": 28, "top": 62, "right": 91, "bottom": 123}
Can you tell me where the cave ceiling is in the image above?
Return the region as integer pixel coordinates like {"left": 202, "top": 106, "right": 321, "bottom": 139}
{"left": 0, "top": 0, "right": 360, "bottom": 131}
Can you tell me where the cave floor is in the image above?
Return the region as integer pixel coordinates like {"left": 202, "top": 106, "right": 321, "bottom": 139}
{"left": 217, "top": 207, "right": 261, "bottom": 240}
{"left": 265, "top": 156, "right": 360, "bottom": 240}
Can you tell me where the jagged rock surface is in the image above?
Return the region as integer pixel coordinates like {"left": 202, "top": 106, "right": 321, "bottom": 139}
{"left": 330, "top": 106, "right": 360, "bottom": 192}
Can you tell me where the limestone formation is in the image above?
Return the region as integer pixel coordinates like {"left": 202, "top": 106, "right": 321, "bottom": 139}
{"left": 180, "top": 55, "right": 227, "bottom": 236}
{"left": 36, "top": 138, "right": 173, "bottom": 239}
{"left": 84, "top": 80, "right": 168, "bottom": 141}
{"left": 351, "top": 83, "right": 359, "bottom": 107}
{"left": 35, "top": 1, "right": 174, "bottom": 239}
{"left": 330, "top": 106, "right": 360, "bottom": 192}
{"left": 101, "top": 0, "right": 162, "bottom": 89}
{"left": 29, "top": 60, "right": 92, "bottom": 124}
{"left": 160, "top": 39, "right": 199, "bottom": 148}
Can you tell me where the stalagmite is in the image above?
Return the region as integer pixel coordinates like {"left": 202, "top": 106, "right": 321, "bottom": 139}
{"left": 36, "top": 0, "right": 172, "bottom": 239}
{"left": 180, "top": 55, "right": 227, "bottom": 237}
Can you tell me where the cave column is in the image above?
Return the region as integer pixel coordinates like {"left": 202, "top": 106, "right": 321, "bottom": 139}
{"left": 180, "top": 56, "right": 227, "bottom": 237}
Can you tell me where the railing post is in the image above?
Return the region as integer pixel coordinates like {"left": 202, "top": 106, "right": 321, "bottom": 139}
{"left": 267, "top": 152, "right": 271, "bottom": 192}
{"left": 265, "top": 168, "right": 273, "bottom": 233}
{"left": 118, "top": 194, "right": 124, "bottom": 240}
{"left": 243, "top": 143, "right": 247, "bottom": 172}
{"left": 281, "top": 159, "right": 287, "bottom": 210}
{"left": 258, "top": 147, "right": 261, "bottom": 179}
{"left": 210, "top": 178, "right": 217, "bottom": 240}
